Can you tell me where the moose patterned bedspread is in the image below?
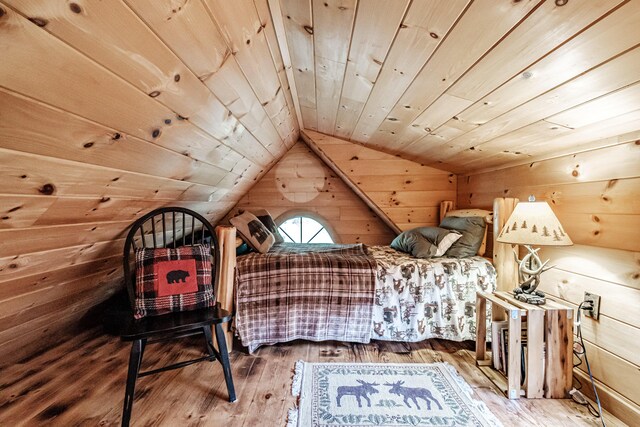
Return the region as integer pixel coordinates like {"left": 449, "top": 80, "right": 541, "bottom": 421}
{"left": 235, "top": 243, "right": 377, "bottom": 353}
{"left": 368, "top": 246, "right": 496, "bottom": 342}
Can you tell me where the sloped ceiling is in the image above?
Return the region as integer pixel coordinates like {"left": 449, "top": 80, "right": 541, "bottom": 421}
{"left": 0, "top": 0, "right": 300, "bottom": 363}
{"left": 1, "top": 0, "right": 299, "bottom": 220}
{"left": 276, "top": 0, "right": 640, "bottom": 173}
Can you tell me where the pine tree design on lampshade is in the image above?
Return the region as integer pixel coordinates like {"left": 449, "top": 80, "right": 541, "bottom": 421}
{"left": 497, "top": 196, "right": 573, "bottom": 304}
{"left": 498, "top": 200, "right": 572, "bottom": 247}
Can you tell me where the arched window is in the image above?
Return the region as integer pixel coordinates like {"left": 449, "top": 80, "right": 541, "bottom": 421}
{"left": 278, "top": 215, "right": 334, "bottom": 244}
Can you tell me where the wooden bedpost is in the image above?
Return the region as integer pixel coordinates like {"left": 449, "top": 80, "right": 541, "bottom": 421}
{"left": 215, "top": 225, "right": 236, "bottom": 351}
{"left": 439, "top": 200, "right": 455, "bottom": 223}
{"left": 493, "top": 198, "right": 519, "bottom": 293}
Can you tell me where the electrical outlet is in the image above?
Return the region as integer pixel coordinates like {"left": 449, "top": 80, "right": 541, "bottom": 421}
{"left": 583, "top": 292, "right": 601, "bottom": 320}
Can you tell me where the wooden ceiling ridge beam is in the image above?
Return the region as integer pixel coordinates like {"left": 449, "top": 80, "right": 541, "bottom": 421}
{"left": 416, "top": 0, "right": 640, "bottom": 164}
{"left": 278, "top": 0, "right": 318, "bottom": 130}
{"left": 253, "top": 0, "right": 302, "bottom": 147}
{"left": 199, "top": 0, "right": 297, "bottom": 153}
{"left": 265, "top": 0, "right": 304, "bottom": 130}
{"left": 1, "top": 0, "right": 275, "bottom": 169}
{"left": 301, "top": 129, "right": 400, "bottom": 235}
{"left": 123, "top": 0, "right": 286, "bottom": 162}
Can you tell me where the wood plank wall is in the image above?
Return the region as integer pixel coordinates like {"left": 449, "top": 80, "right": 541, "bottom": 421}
{"left": 0, "top": 1, "right": 299, "bottom": 366}
{"left": 457, "top": 140, "right": 640, "bottom": 424}
{"left": 226, "top": 142, "right": 395, "bottom": 245}
{"left": 303, "top": 130, "right": 457, "bottom": 231}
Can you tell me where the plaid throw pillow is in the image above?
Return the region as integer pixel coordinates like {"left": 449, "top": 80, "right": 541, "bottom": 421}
{"left": 134, "top": 245, "right": 214, "bottom": 319}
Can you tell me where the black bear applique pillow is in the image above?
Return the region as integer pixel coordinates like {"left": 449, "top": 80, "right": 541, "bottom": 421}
{"left": 229, "top": 211, "right": 275, "bottom": 253}
{"left": 133, "top": 245, "right": 214, "bottom": 319}
{"left": 251, "top": 208, "right": 284, "bottom": 244}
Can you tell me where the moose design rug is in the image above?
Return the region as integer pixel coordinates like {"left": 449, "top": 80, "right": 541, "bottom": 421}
{"left": 288, "top": 361, "right": 502, "bottom": 427}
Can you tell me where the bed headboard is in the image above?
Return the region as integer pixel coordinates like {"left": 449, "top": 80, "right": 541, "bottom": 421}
{"left": 439, "top": 198, "right": 518, "bottom": 292}
{"left": 439, "top": 200, "right": 493, "bottom": 257}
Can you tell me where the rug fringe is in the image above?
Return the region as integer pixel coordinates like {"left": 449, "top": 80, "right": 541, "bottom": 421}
{"left": 286, "top": 407, "right": 298, "bottom": 427}
{"left": 291, "top": 359, "right": 305, "bottom": 397}
{"left": 443, "top": 362, "right": 504, "bottom": 427}
{"left": 443, "top": 362, "right": 474, "bottom": 397}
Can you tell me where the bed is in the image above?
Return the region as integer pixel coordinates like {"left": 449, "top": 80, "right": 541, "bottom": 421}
{"left": 229, "top": 200, "right": 508, "bottom": 353}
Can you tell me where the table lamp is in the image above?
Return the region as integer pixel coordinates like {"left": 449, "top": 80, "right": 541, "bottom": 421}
{"left": 496, "top": 196, "right": 573, "bottom": 305}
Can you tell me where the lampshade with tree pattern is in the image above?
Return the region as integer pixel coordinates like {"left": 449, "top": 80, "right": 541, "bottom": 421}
{"left": 496, "top": 200, "right": 573, "bottom": 246}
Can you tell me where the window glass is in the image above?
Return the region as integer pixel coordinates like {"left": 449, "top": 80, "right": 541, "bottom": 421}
{"left": 278, "top": 216, "right": 334, "bottom": 244}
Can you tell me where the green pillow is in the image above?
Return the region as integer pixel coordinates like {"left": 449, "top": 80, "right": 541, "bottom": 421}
{"left": 235, "top": 242, "right": 251, "bottom": 256}
{"left": 391, "top": 227, "right": 460, "bottom": 258}
{"left": 439, "top": 216, "right": 486, "bottom": 258}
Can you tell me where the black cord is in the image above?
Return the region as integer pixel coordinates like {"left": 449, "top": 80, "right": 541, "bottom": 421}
{"left": 573, "top": 302, "right": 606, "bottom": 426}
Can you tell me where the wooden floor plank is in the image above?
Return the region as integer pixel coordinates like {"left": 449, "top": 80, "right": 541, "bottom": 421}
{"left": 0, "top": 331, "right": 623, "bottom": 426}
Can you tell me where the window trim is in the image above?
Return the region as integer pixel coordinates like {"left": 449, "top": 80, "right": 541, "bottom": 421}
{"left": 275, "top": 211, "right": 339, "bottom": 244}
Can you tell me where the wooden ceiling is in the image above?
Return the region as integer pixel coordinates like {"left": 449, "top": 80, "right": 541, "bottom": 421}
{"left": 1, "top": 0, "right": 300, "bottom": 222}
{"left": 276, "top": 0, "right": 640, "bottom": 173}
{"left": 0, "top": 0, "right": 302, "bottom": 361}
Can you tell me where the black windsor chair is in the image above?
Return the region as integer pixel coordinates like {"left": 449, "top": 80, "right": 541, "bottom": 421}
{"left": 113, "top": 207, "right": 235, "bottom": 426}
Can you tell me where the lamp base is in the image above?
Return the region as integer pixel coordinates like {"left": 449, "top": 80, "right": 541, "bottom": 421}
{"left": 513, "top": 288, "right": 546, "bottom": 305}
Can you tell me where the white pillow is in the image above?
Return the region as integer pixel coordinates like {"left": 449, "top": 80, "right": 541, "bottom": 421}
{"left": 435, "top": 232, "right": 462, "bottom": 256}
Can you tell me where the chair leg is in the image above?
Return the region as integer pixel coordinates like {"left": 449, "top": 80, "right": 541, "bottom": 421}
{"left": 122, "top": 339, "right": 143, "bottom": 427}
{"left": 137, "top": 338, "right": 147, "bottom": 372}
{"left": 214, "top": 323, "right": 236, "bottom": 402}
{"left": 202, "top": 326, "right": 216, "bottom": 362}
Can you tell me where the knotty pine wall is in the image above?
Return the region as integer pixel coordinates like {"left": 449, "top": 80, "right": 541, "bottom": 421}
{"left": 226, "top": 142, "right": 396, "bottom": 245}
{"left": 302, "top": 130, "right": 457, "bottom": 232}
{"left": 458, "top": 138, "right": 640, "bottom": 424}
{"left": 0, "top": 0, "right": 299, "bottom": 365}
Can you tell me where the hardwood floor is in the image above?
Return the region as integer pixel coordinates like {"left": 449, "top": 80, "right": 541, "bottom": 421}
{"left": 0, "top": 329, "right": 625, "bottom": 426}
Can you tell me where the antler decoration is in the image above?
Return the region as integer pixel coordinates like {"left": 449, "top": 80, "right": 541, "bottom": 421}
{"left": 512, "top": 245, "right": 554, "bottom": 305}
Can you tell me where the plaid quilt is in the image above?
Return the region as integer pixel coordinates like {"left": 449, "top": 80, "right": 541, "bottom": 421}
{"left": 235, "top": 243, "right": 377, "bottom": 353}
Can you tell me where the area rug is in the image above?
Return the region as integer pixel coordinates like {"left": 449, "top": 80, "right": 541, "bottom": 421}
{"left": 288, "top": 361, "right": 502, "bottom": 427}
